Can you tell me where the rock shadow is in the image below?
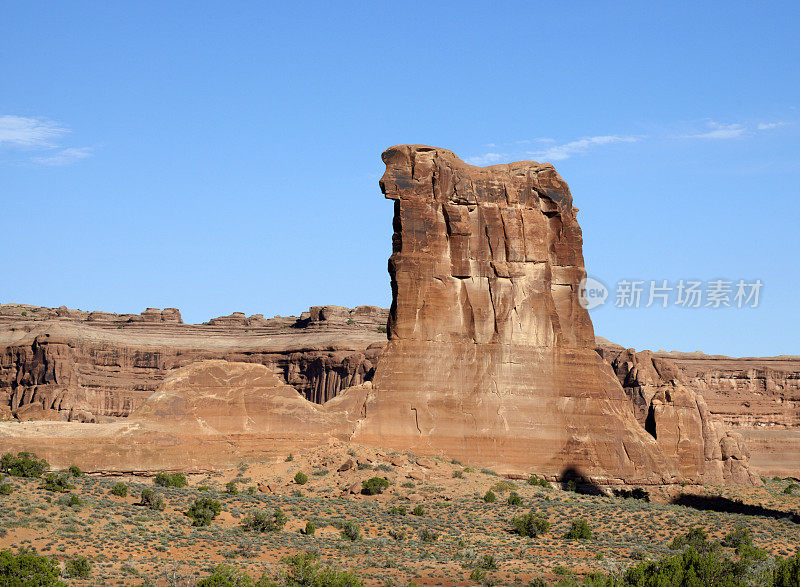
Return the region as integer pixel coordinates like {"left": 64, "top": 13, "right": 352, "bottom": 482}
{"left": 671, "top": 493, "right": 800, "bottom": 524}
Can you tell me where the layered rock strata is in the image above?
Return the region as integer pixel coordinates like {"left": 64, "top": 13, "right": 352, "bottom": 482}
{"left": 597, "top": 339, "right": 800, "bottom": 478}
{"left": 0, "top": 304, "right": 387, "bottom": 421}
{"left": 353, "top": 145, "right": 758, "bottom": 485}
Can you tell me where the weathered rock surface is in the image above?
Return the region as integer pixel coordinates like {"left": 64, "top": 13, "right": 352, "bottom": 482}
{"left": 0, "top": 146, "right": 776, "bottom": 484}
{"left": 352, "top": 145, "right": 757, "bottom": 485}
{"left": 0, "top": 304, "right": 387, "bottom": 421}
{"left": 0, "top": 360, "right": 371, "bottom": 472}
{"left": 597, "top": 338, "right": 800, "bottom": 478}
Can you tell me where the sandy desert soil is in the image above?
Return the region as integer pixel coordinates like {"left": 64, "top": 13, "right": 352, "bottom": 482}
{"left": 0, "top": 442, "right": 798, "bottom": 585}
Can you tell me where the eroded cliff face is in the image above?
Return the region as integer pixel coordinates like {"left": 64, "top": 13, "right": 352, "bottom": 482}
{"left": 597, "top": 340, "right": 799, "bottom": 478}
{"left": 354, "top": 145, "right": 758, "bottom": 485}
{"left": 0, "top": 304, "right": 387, "bottom": 421}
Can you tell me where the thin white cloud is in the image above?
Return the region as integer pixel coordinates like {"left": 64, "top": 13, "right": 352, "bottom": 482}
{"left": 681, "top": 121, "right": 746, "bottom": 140}
{"left": 0, "top": 115, "right": 66, "bottom": 148}
{"left": 0, "top": 114, "right": 93, "bottom": 166}
{"left": 531, "top": 135, "right": 640, "bottom": 161}
{"left": 465, "top": 152, "right": 506, "bottom": 166}
{"left": 32, "top": 147, "right": 93, "bottom": 166}
{"left": 757, "top": 121, "right": 788, "bottom": 130}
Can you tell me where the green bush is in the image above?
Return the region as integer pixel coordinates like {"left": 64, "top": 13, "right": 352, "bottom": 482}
{"left": 196, "top": 563, "right": 271, "bottom": 586}
{"left": 110, "top": 482, "right": 128, "bottom": 497}
{"left": 341, "top": 521, "right": 361, "bottom": 541}
{"left": 41, "top": 473, "right": 74, "bottom": 493}
{"left": 775, "top": 549, "right": 800, "bottom": 587}
{"left": 67, "top": 465, "right": 83, "bottom": 477}
{"left": 64, "top": 555, "right": 91, "bottom": 578}
{"left": 283, "top": 552, "right": 361, "bottom": 586}
{"left": 507, "top": 491, "right": 523, "bottom": 506}
{"left": 511, "top": 512, "right": 550, "bottom": 538}
{"left": 475, "top": 554, "right": 498, "bottom": 570}
{"left": 526, "top": 474, "right": 552, "bottom": 489}
{"left": 294, "top": 471, "right": 308, "bottom": 485}
{"left": 140, "top": 489, "right": 165, "bottom": 511}
{"left": 154, "top": 472, "right": 187, "bottom": 488}
{"left": 241, "top": 508, "right": 287, "bottom": 533}
{"left": 453, "top": 470, "right": 464, "bottom": 478}
{"left": 612, "top": 487, "right": 650, "bottom": 502}
{"left": 0, "top": 547, "right": 64, "bottom": 586}
{"left": 783, "top": 483, "right": 797, "bottom": 495}
{"left": 411, "top": 505, "right": 425, "bottom": 516}
{"left": 721, "top": 526, "right": 752, "bottom": 549}
{"left": 419, "top": 528, "right": 438, "bottom": 543}
{"left": 483, "top": 490, "right": 496, "bottom": 503}
{"left": 564, "top": 519, "right": 593, "bottom": 540}
{"left": 0, "top": 483, "right": 12, "bottom": 496}
{"left": 388, "top": 506, "right": 407, "bottom": 515}
{"left": 304, "top": 521, "right": 315, "bottom": 536}
{"left": 60, "top": 494, "right": 82, "bottom": 508}
{"left": 225, "top": 481, "right": 239, "bottom": 495}
{"left": 669, "top": 527, "right": 714, "bottom": 553}
{"left": 0, "top": 452, "right": 49, "bottom": 478}
{"left": 361, "top": 477, "right": 389, "bottom": 495}
{"left": 186, "top": 497, "right": 222, "bottom": 527}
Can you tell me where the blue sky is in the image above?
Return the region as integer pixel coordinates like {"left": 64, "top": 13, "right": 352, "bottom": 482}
{"left": 1, "top": 2, "right": 798, "bottom": 356}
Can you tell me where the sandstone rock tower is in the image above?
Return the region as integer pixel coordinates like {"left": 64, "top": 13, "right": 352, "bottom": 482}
{"left": 355, "top": 145, "right": 754, "bottom": 484}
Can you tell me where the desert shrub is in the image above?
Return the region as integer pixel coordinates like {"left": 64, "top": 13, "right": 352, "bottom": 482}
{"left": 613, "top": 487, "right": 650, "bottom": 502}
{"left": 721, "top": 526, "right": 752, "bottom": 549}
{"left": 361, "top": 477, "right": 389, "bottom": 495}
{"left": 669, "top": 527, "right": 714, "bottom": 552}
{"left": 774, "top": 549, "right": 800, "bottom": 586}
{"left": 623, "top": 547, "right": 742, "bottom": 585}
{"left": 566, "top": 479, "right": 578, "bottom": 492}
{"left": 491, "top": 480, "right": 515, "bottom": 494}
{"left": 63, "top": 555, "right": 91, "bottom": 578}
{"left": 312, "top": 468, "right": 330, "bottom": 476}
{"left": 0, "top": 452, "right": 49, "bottom": 478}
{"left": 242, "top": 508, "right": 287, "bottom": 533}
{"left": 110, "top": 482, "right": 128, "bottom": 497}
{"left": 453, "top": 470, "right": 464, "bottom": 479}
{"left": 564, "top": 519, "right": 593, "bottom": 540}
{"left": 357, "top": 462, "right": 372, "bottom": 470}
{"left": 511, "top": 512, "right": 550, "bottom": 538}
{"left": 225, "top": 481, "right": 239, "bottom": 495}
{"left": 411, "top": 505, "right": 425, "bottom": 516}
{"left": 507, "top": 491, "right": 523, "bottom": 506}
{"left": 341, "top": 521, "right": 361, "bottom": 541}
{"left": 375, "top": 464, "right": 392, "bottom": 472}
{"left": 469, "top": 568, "right": 487, "bottom": 582}
{"left": 60, "top": 494, "right": 82, "bottom": 508}
{"left": 483, "top": 490, "right": 496, "bottom": 503}
{"left": 286, "top": 453, "right": 294, "bottom": 462}
{"left": 389, "top": 527, "right": 406, "bottom": 541}
{"left": 196, "top": 563, "right": 266, "bottom": 586}
{"left": 187, "top": 497, "right": 222, "bottom": 527}
{"left": 41, "top": 473, "right": 74, "bottom": 493}
{"left": 304, "top": 521, "right": 315, "bottom": 536}
{"left": 475, "top": 554, "right": 498, "bottom": 570}
{"left": 783, "top": 483, "right": 797, "bottom": 495}
{"left": 527, "top": 474, "right": 551, "bottom": 489}
{"left": 294, "top": 471, "right": 308, "bottom": 485}
{"left": 67, "top": 465, "right": 83, "bottom": 477}
{"left": 140, "top": 489, "right": 165, "bottom": 511}
{"left": 419, "top": 528, "right": 438, "bottom": 543}
{"left": 246, "top": 486, "right": 256, "bottom": 495}
{"left": 283, "top": 552, "right": 361, "bottom": 586}
{"left": 154, "top": 472, "right": 187, "bottom": 488}
{"left": 0, "top": 483, "right": 12, "bottom": 496}
{"left": 388, "top": 506, "right": 407, "bottom": 515}
{"left": 0, "top": 547, "right": 64, "bottom": 585}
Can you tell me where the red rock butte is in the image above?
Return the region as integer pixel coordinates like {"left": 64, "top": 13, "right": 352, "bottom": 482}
{"left": 0, "top": 145, "right": 768, "bottom": 485}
